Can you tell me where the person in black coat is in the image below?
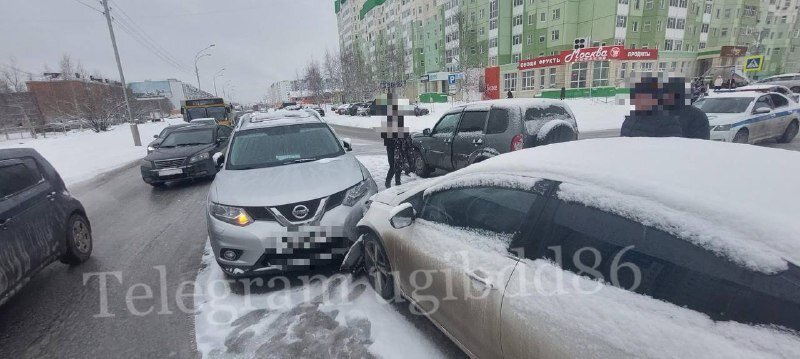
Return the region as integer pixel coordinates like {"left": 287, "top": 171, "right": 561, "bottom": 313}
{"left": 663, "top": 78, "right": 710, "bottom": 140}
{"left": 620, "top": 77, "right": 684, "bottom": 138}
{"left": 507, "top": 90, "right": 514, "bottom": 98}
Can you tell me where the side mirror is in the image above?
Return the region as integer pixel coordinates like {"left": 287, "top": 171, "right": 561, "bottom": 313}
{"left": 212, "top": 152, "right": 225, "bottom": 167}
{"left": 754, "top": 107, "right": 772, "bottom": 115}
{"left": 342, "top": 138, "right": 353, "bottom": 151}
{"left": 423, "top": 128, "right": 431, "bottom": 136}
{"left": 153, "top": 134, "right": 159, "bottom": 138}
{"left": 389, "top": 202, "right": 416, "bottom": 229}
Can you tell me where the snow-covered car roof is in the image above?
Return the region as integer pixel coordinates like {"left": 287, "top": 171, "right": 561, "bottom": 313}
{"left": 735, "top": 84, "right": 788, "bottom": 91}
{"left": 706, "top": 91, "right": 762, "bottom": 98}
{"left": 437, "top": 137, "right": 800, "bottom": 274}
{"left": 448, "top": 98, "right": 570, "bottom": 113}
{"left": 240, "top": 110, "right": 321, "bottom": 130}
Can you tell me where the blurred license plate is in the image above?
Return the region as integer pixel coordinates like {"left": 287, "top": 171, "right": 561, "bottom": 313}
{"left": 158, "top": 168, "right": 182, "bottom": 176}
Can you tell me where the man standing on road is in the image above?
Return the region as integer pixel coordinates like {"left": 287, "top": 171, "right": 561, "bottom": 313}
{"left": 664, "top": 78, "right": 710, "bottom": 139}
{"left": 620, "top": 76, "right": 684, "bottom": 138}
{"left": 378, "top": 92, "right": 413, "bottom": 188}
{"left": 560, "top": 87, "right": 566, "bottom": 100}
{"left": 507, "top": 90, "right": 514, "bottom": 98}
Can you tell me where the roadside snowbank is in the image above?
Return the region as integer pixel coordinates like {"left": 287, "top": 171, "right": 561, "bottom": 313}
{"left": 0, "top": 119, "right": 183, "bottom": 185}
{"left": 324, "top": 98, "right": 630, "bottom": 133}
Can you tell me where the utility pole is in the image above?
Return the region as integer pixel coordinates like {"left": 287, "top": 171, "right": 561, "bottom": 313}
{"left": 101, "top": 0, "right": 140, "bottom": 146}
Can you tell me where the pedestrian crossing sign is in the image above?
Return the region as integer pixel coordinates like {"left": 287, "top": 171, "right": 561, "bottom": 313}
{"left": 744, "top": 55, "right": 764, "bottom": 72}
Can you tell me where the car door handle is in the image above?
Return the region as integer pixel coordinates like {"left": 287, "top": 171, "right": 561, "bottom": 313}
{"left": 467, "top": 270, "right": 496, "bottom": 290}
{"left": 46, "top": 191, "right": 56, "bottom": 201}
{"left": 472, "top": 138, "right": 483, "bottom": 145}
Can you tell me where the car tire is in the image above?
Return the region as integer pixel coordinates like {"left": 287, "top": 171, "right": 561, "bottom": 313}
{"left": 60, "top": 214, "right": 92, "bottom": 265}
{"left": 778, "top": 120, "right": 799, "bottom": 143}
{"left": 363, "top": 232, "right": 395, "bottom": 301}
{"left": 413, "top": 149, "right": 432, "bottom": 178}
{"left": 732, "top": 128, "right": 749, "bottom": 144}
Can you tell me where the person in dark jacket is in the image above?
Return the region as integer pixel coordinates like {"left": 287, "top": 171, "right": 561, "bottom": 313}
{"left": 620, "top": 76, "right": 684, "bottom": 138}
{"left": 507, "top": 90, "right": 514, "bottom": 98}
{"left": 560, "top": 87, "right": 566, "bottom": 100}
{"left": 663, "top": 78, "right": 710, "bottom": 139}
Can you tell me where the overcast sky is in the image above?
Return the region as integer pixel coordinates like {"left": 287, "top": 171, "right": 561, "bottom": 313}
{"left": 0, "top": 0, "right": 339, "bottom": 103}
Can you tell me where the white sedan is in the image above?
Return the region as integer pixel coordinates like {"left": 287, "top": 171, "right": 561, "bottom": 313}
{"left": 694, "top": 91, "right": 800, "bottom": 144}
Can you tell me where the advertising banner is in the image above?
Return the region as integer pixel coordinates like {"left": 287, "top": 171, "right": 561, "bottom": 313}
{"left": 484, "top": 66, "right": 500, "bottom": 100}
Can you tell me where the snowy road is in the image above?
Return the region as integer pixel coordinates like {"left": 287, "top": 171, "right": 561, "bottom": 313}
{"left": 0, "top": 130, "right": 461, "bottom": 358}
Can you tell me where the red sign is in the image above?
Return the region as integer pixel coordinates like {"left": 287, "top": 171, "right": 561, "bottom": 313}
{"left": 623, "top": 48, "right": 658, "bottom": 60}
{"left": 483, "top": 66, "right": 500, "bottom": 100}
{"left": 518, "top": 54, "right": 563, "bottom": 70}
{"left": 518, "top": 46, "right": 659, "bottom": 69}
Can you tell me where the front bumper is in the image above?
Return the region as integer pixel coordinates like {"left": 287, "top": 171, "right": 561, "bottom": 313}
{"left": 140, "top": 159, "right": 217, "bottom": 184}
{"left": 709, "top": 128, "right": 735, "bottom": 142}
{"left": 207, "top": 188, "right": 376, "bottom": 276}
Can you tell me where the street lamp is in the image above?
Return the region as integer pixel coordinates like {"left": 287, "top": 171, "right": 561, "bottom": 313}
{"left": 194, "top": 44, "right": 215, "bottom": 92}
{"left": 213, "top": 68, "right": 225, "bottom": 96}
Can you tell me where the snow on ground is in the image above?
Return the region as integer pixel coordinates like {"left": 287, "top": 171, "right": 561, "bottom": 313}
{"left": 324, "top": 97, "right": 630, "bottom": 133}
{"left": 0, "top": 119, "right": 184, "bottom": 185}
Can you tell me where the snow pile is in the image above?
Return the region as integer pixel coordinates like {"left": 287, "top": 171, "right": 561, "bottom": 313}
{"left": 193, "top": 240, "right": 453, "bottom": 359}
{"left": 449, "top": 137, "right": 800, "bottom": 273}
{"left": 324, "top": 98, "right": 630, "bottom": 133}
{"left": 0, "top": 119, "right": 183, "bottom": 185}
{"left": 424, "top": 172, "right": 542, "bottom": 195}
{"left": 503, "top": 258, "right": 800, "bottom": 358}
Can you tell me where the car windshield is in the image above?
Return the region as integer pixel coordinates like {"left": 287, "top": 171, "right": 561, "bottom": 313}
{"left": 159, "top": 128, "right": 214, "bottom": 147}
{"left": 226, "top": 122, "right": 344, "bottom": 170}
{"left": 693, "top": 97, "right": 753, "bottom": 113}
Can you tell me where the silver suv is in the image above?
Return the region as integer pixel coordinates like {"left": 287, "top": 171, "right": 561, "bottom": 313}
{"left": 206, "top": 110, "right": 377, "bottom": 277}
{"left": 756, "top": 73, "right": 800, "bottom": 93}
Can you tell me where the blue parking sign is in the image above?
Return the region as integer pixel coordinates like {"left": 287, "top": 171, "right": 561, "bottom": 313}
{"left": 448, "top": 74, "right": 456, "bottom": 85}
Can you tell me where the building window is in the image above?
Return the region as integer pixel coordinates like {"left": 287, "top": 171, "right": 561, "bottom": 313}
{"left": 570, "top": 63, "right": 588, "bottom": 88}
{"left": 539, "top": 35, "right": 545, "bottom": 43}
{"left": 513, "top": 35, "right": 522, "bottom": 45}
{"left": 592, "top": 61, "right": 609, "bottom": 87}
{"left": 615, "top": 38, "right": 625, "bottom": 45}
{"left": 721, "top": 28, "right": 728, "bottom": 37}
{"left": 646, "top": 0, "right": 653, "bottom": 9}
{"left": 539, "top": 69, "right": 546, "bottom": 89}
{"left": 656, "top": 20, "right": 662, "bottom": 31}
{"left": 522, "top": 70, "right": 535, "bottom": 90}
{"left": 540, "top": 12, "right": 546, "bottom": 21}
{"left": 551, "top": 30, "right": 560, "bottom": 40}
{"left": 549, "top": 68, "right": 557, "bottom": 88}
{"left": 489, "top": 0, "right": 498, "bottom": 18}
{"left": 527, "top": 34, "right": 533, "bottom": 44}
{"left": 503, "top": 72, "right": 518, "bottom": 92}
{"left": 552, "top": 8, "right": 561, "bottom": 20}
{"left": 724, "top": 8, "right": 731, "bottom": 18}
{"left": 528, "top": 14, "right": 535, "bottom": 25}
{"left": 643, "top": 21, "right": 651, "bottom": 32}
{"left": 619, "top": 0, "right": 629, "bottom": 3}
{"left": 699, "top": 42, "right": 706, "bottom": 49}
{"left": 617, "top": 15, "right": 627, "bottom": 28}
{"left": 513, "top": 15, "right": 523, "bottom": 26}
{"left": 667, "top": 17, "right": 676, "bottom": 29}
{"left": 664, "top": 39, "right": 674, "bottom": 51}
{"left": 632, "top": 21, "right": 639, "bottom": 31}
{"left": 701, "top": 23, "right": 709, "bottom": 33}
{"left": 513, "top": 0, "right": 523, "bottom": 6}
{"left": 619, "top": 62, "right": 628, "bottom": 79}
{"left": 513, "top": 54, "right": 521, "bottom": 63}
{"left": 674, "top": 40, "right": 683, "bottom": 51}
{"left": 489, "top": 38, "right": 497, "bottom": 47}
{"left": 490, "top": 19, "right": 497, "bottom": 30}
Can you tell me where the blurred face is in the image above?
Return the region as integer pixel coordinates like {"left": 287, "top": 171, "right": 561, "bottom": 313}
{"left": 633, "top": 92, "right": 659, "bottom": 111}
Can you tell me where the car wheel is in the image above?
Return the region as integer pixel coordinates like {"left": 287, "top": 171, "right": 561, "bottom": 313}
{"left": 413, "top": 149, "right": 432, "bottom": 178}
{"left": 778, "top": 120, "right": 799, "bottom": 143}
{"left": 733, "top": 128, "right": 749, "bottom": 144}
{"left": 363, "top": 233, "right": 394, "bottom": 301}
{"left": 61, "top": 214, "right": 92, "bottom": 265}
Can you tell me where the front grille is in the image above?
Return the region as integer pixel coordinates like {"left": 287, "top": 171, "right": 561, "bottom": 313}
{"left": 274, "top": 198, "right": 322, "bottom": 222}
{"left": 244, "top": 207, "right": 275, "bottom": 221}
{"left": 153, "top": 158, "right": 186, "bottom": 169}
{"left": 325, "top": 188, "right": 348, "bottom": 210}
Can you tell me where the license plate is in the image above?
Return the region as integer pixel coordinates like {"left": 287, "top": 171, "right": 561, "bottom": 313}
{"left": 158, "top": 168, "right": 182, "bottom": 176}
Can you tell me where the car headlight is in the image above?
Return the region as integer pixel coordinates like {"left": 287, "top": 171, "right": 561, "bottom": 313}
{"left": 147, "top": 145, "right": 155, "bottom": 153}
{"left": 210, "top": 202, "right": 253, "bottom": 226}
{"left": 712, "top": 124, "right": 732, "bottom": 131}
{"left": 190, "top": 152, "right": 210, "bottom": 163}
{"left": 343, "top": 178, "right": 374, "bottom": 206}
{"left": 140, "top": 159, "right": 153, "bottom": 168}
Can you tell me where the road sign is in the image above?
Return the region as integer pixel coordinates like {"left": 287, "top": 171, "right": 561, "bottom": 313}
{"left": 744, "top": 55, "right": 764, "bottom": 72}
{"left": 448, "top": 74, "right": 456, "bottom": 85}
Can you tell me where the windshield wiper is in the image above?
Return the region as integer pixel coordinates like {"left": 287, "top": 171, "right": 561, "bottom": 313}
{"left": 176, "top": 142, "right": 209, "bottom": 147}
{"left": 283, "top": 157, "right": 318, "bottom": 164}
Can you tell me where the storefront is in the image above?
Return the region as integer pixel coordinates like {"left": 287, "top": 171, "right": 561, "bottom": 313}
{"left": 492, "top": 46, "right": 662, "bottom": 99}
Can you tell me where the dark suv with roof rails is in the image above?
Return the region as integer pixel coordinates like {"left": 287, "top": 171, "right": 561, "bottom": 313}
{"left": 140, "top": 124, "right": 233, "bottom": 187}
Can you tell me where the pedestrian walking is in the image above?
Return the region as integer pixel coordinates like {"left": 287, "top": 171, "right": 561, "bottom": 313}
{"left": 560, "top": 87, "right": 566, "bottom": 100}
{"left": 713, "top": 75, "right": 723, "bottom": 91}
{"left": 378, "top": 92, "right": 414, "bottom": 188}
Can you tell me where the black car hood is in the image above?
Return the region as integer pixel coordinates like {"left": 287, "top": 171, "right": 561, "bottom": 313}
{"left": 144, "top": 144, "right": 216, "bottom": 161}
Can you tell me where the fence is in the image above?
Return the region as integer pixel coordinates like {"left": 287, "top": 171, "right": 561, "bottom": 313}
{"left": 0, "top": 123, "right": 94, "bottom": 142}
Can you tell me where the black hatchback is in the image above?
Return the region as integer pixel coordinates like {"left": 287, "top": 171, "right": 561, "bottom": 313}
{"left": 140, "top": 124, "right": 232, "bottom": 187}
{"left": 0, "top": 148, "right": 92, "bottom": 306}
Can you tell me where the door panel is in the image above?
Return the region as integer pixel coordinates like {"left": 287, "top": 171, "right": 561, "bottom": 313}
{"left": 768, "top": 94, "right": 793, "bottom": 136}
{"left": 750, "top": 95, "right": 774, "bottom": 141}
{"left": 0, "top": 159, "right": 57, "bottom": 298}
{"left": 427, "top": 113, "right": 461, "bottom": 171}
{"left": 451, "top": 111, "right": 489, "bottom": 170}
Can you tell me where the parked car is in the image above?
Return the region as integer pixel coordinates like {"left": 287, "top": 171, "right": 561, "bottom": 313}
{"left": 206, "top": 110, "right": 377, "bottom": 277}
{"left": 190, "top": 117, "right": 219, "bottom": 125}
{"left": 724, "top": 84, "right": 800, "bottom": 103}
{"left": 356, "top": 105, "right": 370, "bottom": 116}
{"left": 694, "top": 91, "right": 800, "bottom": 144}
{"left": 1, "top": 148, "right": 93, "bottom": 306}
{"left": 348, "top": 102, "right": 368, "bottom": 116}
{"left": 346, "top": 138, "right": 800, "bottom": 358}
{"left": 755, "top": 73, "right": 800, "bottom": 93}
{"left": 309, "top": 106, "right": 325, "bottom": 117}
{"left": 336, "top": 104, "right": 351, "bottom": 115}
{"left": 147, "top": 123, "right": 193, "bottom": 153}
{"left": 412, "top": 99, "right": 579, "bottom": 177}
{"left": 139, "top": 124, "right": 232, "bottom": 187}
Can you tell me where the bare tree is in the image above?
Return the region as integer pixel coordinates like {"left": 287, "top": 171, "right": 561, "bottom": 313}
{"left": 454, "top": 10, "right": 483, "bottom": 101}
{"left": 304, "top": 59, "right": 325, "bottom": 105}
{"left": 323, "top": 49, "right": 342, "bottom": 101}
{"left": 1, "top": 57, "right": 28, "bottom": 93}
{"left": 59, "top": 54, "right": 75, "bottom": 80}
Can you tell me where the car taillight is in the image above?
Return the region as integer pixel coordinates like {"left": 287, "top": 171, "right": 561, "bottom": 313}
{"left": 510, "top": 134, "right": 524, "bottom": 151}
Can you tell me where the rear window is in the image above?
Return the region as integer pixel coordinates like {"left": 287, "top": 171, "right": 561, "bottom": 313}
{"left": 0, "top": 158, "right": 43, "bottom": 198}
{"left": 524, "top": 106, "right": 572, "bottom": 123}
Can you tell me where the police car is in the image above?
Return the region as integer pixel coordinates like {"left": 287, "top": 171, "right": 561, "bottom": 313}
{"left": 694, "top": 91, "right": 800, "bottom": 144}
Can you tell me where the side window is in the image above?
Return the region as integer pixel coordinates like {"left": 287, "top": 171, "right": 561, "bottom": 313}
{"left": 754, "top": 95, "right": 773, "bottom": 111}
{"left": 0, "top": 158, "right": 43, "bottom": 199}
{"left": 420, "top": 186, "right": 541, "bottom": 235}
{"left": 456, "top": 111, "right": 488, "bottom": 134}
{"left": 486, "top": 108, "right": 510, "bottom": 134}
{"left": 770, "top": 94, "right": 789, "bottom": 108}
{"left": 217, "top": 126, "right": 232, "bottom": 139}
{"left": 432, "top": 113, "right": 461, "bottom": 137}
